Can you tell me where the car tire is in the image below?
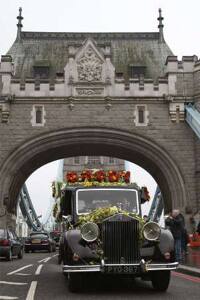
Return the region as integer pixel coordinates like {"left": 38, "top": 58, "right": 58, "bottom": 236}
{"left": 68, "top": 273, "right": 84, "bottom": 293}
{"left": 18, "top": 248, "right": 23, "bottom": 259}
{"left": 48, "top": 246, "right": 52, "bottom": 253}
{"left": 151, "top": 270, "right": 171, "bottom": 292}
{"left": 25, "top": 249, "right": 29, "bottom": 253}
{"left": 6, "top": 248, "right": 12, "bottom": 261}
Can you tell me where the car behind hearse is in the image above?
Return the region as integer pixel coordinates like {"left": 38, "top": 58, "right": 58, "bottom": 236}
{"left": 25, "top": 231, "right": 56, "bottom": 253}
{"left": 55, "top": 174, "right": 178, "bottom": 293}
{"left": 0, "top": 228, "right": 24, "bottom": 260}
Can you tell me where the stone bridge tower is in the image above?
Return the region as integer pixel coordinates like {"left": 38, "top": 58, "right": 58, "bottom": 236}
{"left": 0, "top": 8, "right": 199, "bottom": 227}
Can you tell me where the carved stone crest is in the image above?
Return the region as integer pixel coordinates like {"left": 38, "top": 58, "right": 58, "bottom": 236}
{"left": 76, "top": 88, "right": 104, "bottom": 96}
{"left": 77, "top": 46, "right": 102, "bottom": 82}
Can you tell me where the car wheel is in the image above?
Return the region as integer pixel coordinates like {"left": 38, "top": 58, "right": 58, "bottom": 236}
{"left": 48, "top": 246, "right": 52, "bottom": 253}
{"left": 25, "top": 249, "right": 29, "bottom": 253}
{"left": 68, "top": 273, "right": 84, "bottom": 293}
{"left": 31, "top": 250, "right": 35, "bottom": 253}
{"left": 18, "top": 248, "right": 23, "bottom": 259}
{"left": 151, "top": 270, "right": 171, "bottom": 292}
{"left": 6, "top": 248, "right": 12, "bottom": 261}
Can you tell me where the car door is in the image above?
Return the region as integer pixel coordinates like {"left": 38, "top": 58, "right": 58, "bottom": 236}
{"left": 13, "top": 231, "right": 21, "bottom": 255}
{"left": 8, "top": 230, "right": 19, "bottom": 256}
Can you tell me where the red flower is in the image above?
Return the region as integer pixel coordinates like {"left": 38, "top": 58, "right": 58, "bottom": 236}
{"left": 81, "top": 170, "right": 92, "bottom": 181}
{"left": 124, "top": 171, "right": 130, "bottom": 183}
{"left": 66, "top": 172, "right": 78, "bottom": 183}
{"left": 108, "top": 171, "right": 119, "bottom": 182}
{"left": 94, "top": 170, "right": 105, "bottom": 182}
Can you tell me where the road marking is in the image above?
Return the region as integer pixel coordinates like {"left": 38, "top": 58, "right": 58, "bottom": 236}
{"left": 0, "top": 281, "right": 27, "bottom": 285}
{"left": 0, "top": 297, "right": 18, "bottom": 299}
{"left": 26, "top": 281, "right": 37, "bottom": 300}
{"left": 7, "top": 265, "right": 33, "bottom": 276}
{"left": 172, "top": 271, "right": 200, "bottom": 283}
{"left": 52, "top": 254, "right": 58, "bottom": 258}
{"left": 35, "top": 264, "right": 43, "bottom": 275}
{"left": 38, "top": 257, "right": 50, "bottom": 263}
{"left": 37, "top": 254, "right": 58, "bottom": 264}
{"left": 15, "top": 273, "right": 31, "bottom": 276}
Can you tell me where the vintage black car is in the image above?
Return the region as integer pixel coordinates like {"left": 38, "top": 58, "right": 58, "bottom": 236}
{"left": 0, "top": 228, "right": 24, "bottom": 260}
{"left": 25, "top": 231, "right": 56, "bottom": 253}
{"left": 58, "top": 185, "right": 178, "bottom": 292}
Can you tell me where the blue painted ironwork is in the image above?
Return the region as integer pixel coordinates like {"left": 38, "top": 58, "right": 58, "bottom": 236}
{"left": 18, "top": 184, "right": 42, "bottom": 231}
{"left": 185, "top": 104, "right": 200, "bottom": 139}
{"left": 148, "top": 186, "right": 163, "bottom": 223}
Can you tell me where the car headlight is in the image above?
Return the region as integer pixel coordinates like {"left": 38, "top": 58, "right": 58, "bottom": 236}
{"left": 80, "top": 222, "right": 99, "bottom": 242}
{"left": 143, "top": 221, "right": 161, "bottom": 241}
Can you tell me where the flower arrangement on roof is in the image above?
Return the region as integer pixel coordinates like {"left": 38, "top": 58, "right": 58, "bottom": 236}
{"left": 65, "top": 169, "right": 131, "bottom": 185}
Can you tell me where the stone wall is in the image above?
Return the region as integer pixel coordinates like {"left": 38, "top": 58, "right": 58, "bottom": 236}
{"left": 0, "top": 99, "right": 197, "bottom": 213}
{"left": 0, "top": 46, "right": 200, "bottom": 226}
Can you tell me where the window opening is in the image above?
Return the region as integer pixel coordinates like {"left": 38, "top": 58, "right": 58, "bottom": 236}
{"left": 138, "top": 106, "right": 145, "bottom": 124}
{"left": 35, "top": 106, "right": 43, "bottom": 124}
{"left": 74, "top": 157, "right": 80, "bottom": 164}
{"left": 87, "top": 156, "right": 101, "bottom": 166}
{"left": 129, "top": 65, "right": 146, "bottom": 78}
{"left": 109, "top": 157, "right": 115, "bottom": 164}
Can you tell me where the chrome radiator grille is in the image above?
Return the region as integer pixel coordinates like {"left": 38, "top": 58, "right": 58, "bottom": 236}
{"left": 102, "top": 219, "right": 140, "bottom": 264}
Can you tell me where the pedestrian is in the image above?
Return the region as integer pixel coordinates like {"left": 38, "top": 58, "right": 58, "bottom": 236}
{"left": 178, "top": 212, "right": 189, "bottom": 256}
{"left": 189, "top": 214, "right": 196, "bottom": 234}
{"left": 165, "top": 209, "right": 184, "bottom": 263}
{"left": 197, "top": 220, "right": 200, "bottom": 234}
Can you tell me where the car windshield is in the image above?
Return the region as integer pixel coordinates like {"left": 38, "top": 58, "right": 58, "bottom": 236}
{"left": 76, "top": 189, "right": 138, "bottom": 215}
{"left": 0, "top": 229, "right": 5, "bottom": 238}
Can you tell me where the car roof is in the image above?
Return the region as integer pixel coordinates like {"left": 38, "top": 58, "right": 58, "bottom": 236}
{"left": 30, "top": 232, "right": 48, "bottom": 235}
{"left": 64, "top": 185, "right": 139, "bottom": 192}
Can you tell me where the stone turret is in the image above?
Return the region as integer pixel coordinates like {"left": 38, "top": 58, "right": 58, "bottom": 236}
{"left": 16, "top": 7, "right": 23, "bottom": 42}
{"left": 157, "top": 8, "right": 164, "bottom": 43}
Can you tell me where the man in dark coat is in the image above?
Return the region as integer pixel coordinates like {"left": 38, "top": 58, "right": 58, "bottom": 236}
{"left": 165, "top": 209, "right": 184, "bottom": 262}
{"left": 197, "top": 221, "right": 200, "bottom": 234}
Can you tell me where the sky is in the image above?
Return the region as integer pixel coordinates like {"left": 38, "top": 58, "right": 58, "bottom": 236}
{"left": 0, "top": 0, "right": 199, "bottom": 220}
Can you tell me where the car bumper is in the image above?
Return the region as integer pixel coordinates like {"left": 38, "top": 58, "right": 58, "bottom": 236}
{"left": 0, "top": 246, "right": 9, "bottom": 257}
{"left": 63, "top": 260, "right": 179, "bottom": 274}
{"left": 25, "top": 244, "right": 50, "bottom": 250}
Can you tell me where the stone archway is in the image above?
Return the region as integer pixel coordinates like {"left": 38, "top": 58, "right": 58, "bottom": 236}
{"left": 0, "top": 127, "right": 187, "bottom": 221}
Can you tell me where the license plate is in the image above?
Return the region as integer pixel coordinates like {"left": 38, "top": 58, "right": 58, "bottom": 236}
{"left": 31, "top": 239, "right": 41, "bottom": 244}
{"left": 104, "top": 265, "right": 140, "bottom": 274}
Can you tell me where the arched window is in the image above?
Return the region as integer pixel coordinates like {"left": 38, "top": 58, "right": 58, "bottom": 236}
{"left": 134, "top": 105, "right": 149, "bottom": 126}
{"left": 31, "top": 105, "right": 46, "bottom": 127}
